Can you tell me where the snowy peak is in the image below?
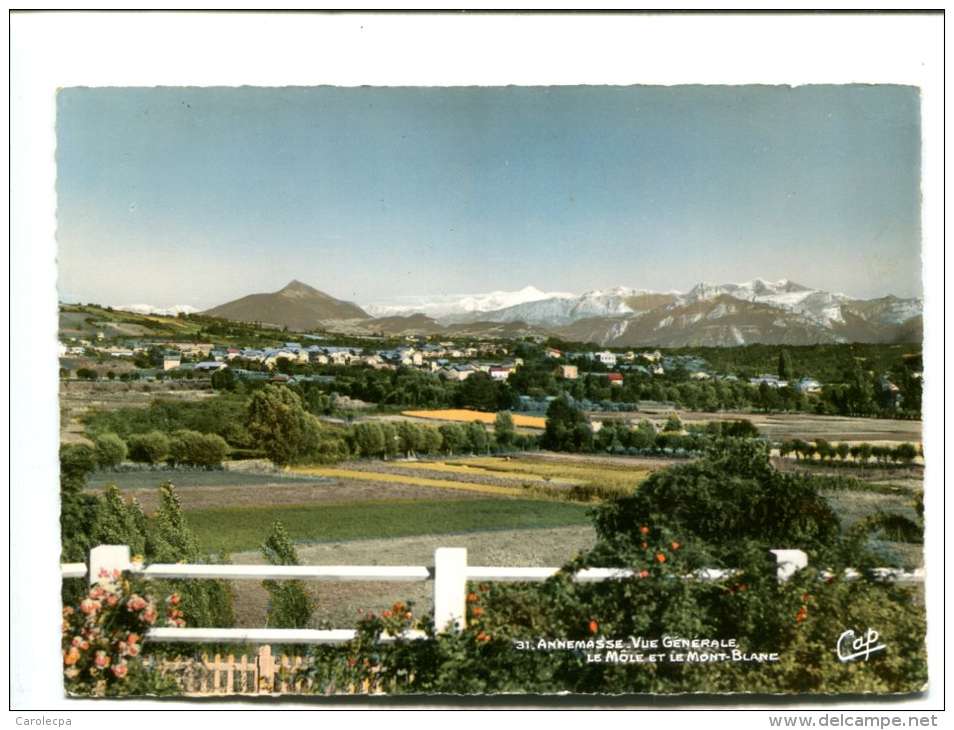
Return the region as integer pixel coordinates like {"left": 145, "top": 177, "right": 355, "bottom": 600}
{"left": 364, "top": 286, "right": 574, "bottom": 319}
{"left": 116, "top": 303, "right": 200, "bottom": 317}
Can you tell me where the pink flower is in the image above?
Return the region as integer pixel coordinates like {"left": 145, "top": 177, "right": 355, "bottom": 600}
{"left": 94, "top": 651, "right": 110, "bottom": 668}
{"left": 80, "top": 599, "right": 101, "bottom": 615}
{"left": 111, "top": 662, "right": 128, "bottom": 679}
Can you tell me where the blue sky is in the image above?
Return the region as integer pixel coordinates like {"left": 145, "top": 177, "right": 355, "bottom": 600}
{"left": 56, "top": 85, "right": 922, "bottom": 308}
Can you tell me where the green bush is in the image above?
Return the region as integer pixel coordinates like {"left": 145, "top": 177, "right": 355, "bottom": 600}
{"left": 127, "top": 431, "right": 172, "bottom": 464}
{"left": 167, "top": 430, "right": 229, "bottom": 468}
{"left": 94, "top": 433, "right": 128, "bottom": 468}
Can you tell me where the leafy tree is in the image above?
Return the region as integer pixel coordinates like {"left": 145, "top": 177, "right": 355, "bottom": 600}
{"left": 893, "top": 442, "right": 918, "bottom": 466}
{"left": 542, "top": 397, "right": 591, "bottom": 452}
{"left": 352, "top": 422, "right": 386, "bottom": 458}
{"left": 455, "top": 373, "right": 505, "bottom": 412}
{"left": 465, "top": 421, "right": 490, "bottom": 454}
{"left": 594, "top": 440, "right": 841, "bottom": 564}
{"left": 94, "top": 432, "right": 127, "bottom": 468}
{"left": 59, "top": 444, "right": 99, "bottom": 563}
{"left": 127, "top": 431, "right": 171, "bottom": 464}
{"left": 210, "top": 367, "right": 237, "bottom": 391}
{"left": 167, "top": 430, "right": 229, "bottom": 467}
{"left": 421, "top": 426, "right": 444, "bottom": 455}
{"left": 663, "top": 414, "right": 683, "bottom": 433}
{"left": 439, "top": 423, "right": 468, "bottom": 454}
{"left": 89, "top": 485, "right": 146, "bottom": 556}
{"left": 494, "top": 411, "right": 516, "bottom": 448}
{"left": 778, "top": 349, "right": 793, "bottom": 380}
{"left": 261, "top": 521, "right": 315, "bottom": 631}
{"left": 145, "top": 483, "right": 235, "bottom": 630}
{"left": 632, "top": 419, "right": 657, "bottom": 450}
{"left": 245, "top": 385, "right": 321, "bottom": 465}
{"left": 380, "top": 422, "right": 400, "bottom": 459}
{"left": 77, "top": 368, "right": 97, "bottom": 381}
{"left": 397, "top": 421, "right": 426, "bottom": 457}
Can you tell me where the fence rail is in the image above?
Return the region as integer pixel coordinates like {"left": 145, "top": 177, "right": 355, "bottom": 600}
{"left": 63, "top": 544, "right": 924, "bottom": 648}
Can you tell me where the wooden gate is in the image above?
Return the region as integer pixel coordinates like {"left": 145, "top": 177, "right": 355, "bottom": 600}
{"left": 157, "top": 646, "right": 313, "bottom": 696}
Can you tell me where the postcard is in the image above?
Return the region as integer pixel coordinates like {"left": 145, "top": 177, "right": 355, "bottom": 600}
{"left": 9, "top": 11, "right": 943, "bottom": 713}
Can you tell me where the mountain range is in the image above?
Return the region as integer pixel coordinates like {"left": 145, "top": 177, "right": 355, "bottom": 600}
{"left": 199, "top": 278, "right": 922, "bottom": 347}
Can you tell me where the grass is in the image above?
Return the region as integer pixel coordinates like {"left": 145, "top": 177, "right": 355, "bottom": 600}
{"left": 186, "top": 498, "right": 593, "bottom": 554}
{"left": 288, "top": 465, "right": 526, "bottom": 497}
{"left": 401, "top": 409, "right": 546, "bottom": 429}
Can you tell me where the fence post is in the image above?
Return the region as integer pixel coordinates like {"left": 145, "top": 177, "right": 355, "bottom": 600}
{"left": 88, "top": 544, "right": 131, "bottom": 585}
{"left": 433, "top": 547, "right": 467, "bottom": 633}
{"left": 257, "top": 645, "right": 275, "bottom": 693}
{"left": 769, "top": 549, "right": 808, "bottom": 582}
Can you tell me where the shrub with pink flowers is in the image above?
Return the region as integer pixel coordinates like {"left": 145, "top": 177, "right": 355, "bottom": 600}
{"left": 62, "top": 569, "right": 181, "bottom": 696}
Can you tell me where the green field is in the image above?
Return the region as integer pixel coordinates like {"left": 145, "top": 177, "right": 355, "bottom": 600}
{"left": 187, "top": 498, "right": 592, "bottom": 554}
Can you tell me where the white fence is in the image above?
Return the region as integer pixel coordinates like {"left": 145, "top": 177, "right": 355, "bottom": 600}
{"left": 61, "top": 544, "right": 924, "bottom": 646}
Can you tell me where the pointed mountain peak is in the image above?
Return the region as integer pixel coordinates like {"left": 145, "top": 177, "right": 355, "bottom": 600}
{"left": 281, "top": 279, "right": 317, "bottom": 293}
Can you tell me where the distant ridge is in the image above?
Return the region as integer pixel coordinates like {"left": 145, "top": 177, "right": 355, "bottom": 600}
{"left": 360, "top": 278, "right": 922, "bottom": 346}
{"left": 203, "top": 280, "right": 370, "bottom": 331}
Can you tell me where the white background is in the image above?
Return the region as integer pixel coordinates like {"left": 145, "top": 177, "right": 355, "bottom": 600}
{"left": 7, "top": 9, "right": 946, "bottom": 723}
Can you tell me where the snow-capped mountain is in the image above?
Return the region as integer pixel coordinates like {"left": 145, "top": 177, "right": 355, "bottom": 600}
{"left": 117, "top": 303, "right": 200, "bottom": 317}
{"left": 439, "top": 287, "right": 666, "bottom": 325}
{"left": 364, "top": 286, "right": 574, "bottom": 320}
{"left": 679, "top": 278, "right": 852, "bottom": 326}
{"left": 359, "top": 278, "right": 922, "bottom": 347}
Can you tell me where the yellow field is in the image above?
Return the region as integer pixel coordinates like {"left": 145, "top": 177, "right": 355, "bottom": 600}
{"left": 288, "top": 466, "right": 526, "bottom": 497}
{"left": 401, "top": 409, "right": 546, "bottom": 429}
{"left": 388, "top": 460, "right": 585, "bottom": 486}
{"left": 453, "top": 456, "right": 652, "bottom": 494}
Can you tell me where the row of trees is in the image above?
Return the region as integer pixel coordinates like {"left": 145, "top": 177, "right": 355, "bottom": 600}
{"left": 780, "top": 439, "right": 920, "bottom": 466}
{"left": 85, "top": 430, "right": 230, "bottom": 469}
{"left": 542, "top": 397, "right": 762, "bottom": 456}
{"left": 244, "top": 385, "right": 535, "bottom": 466}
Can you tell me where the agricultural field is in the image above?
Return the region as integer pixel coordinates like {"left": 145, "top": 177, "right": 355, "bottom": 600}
{"left": 81, "top": 448, "right": 923, "bottom": 634}
{"left": 60, "top": 379, "right": 214, "bottom": 445}
{"left": 399, "top": 408, "right": 546, "bottom": 429}
{"left": 227, "top": 524, "right": 598, "bottom": 628}
{"left": 186, "top": 498, "right": 592, "bottom": 555}
{"left": 603, "top": 404, "right": 922, "bottom": 444}
{"left": 292, "top": 454, "right": 655, "bottom": 501}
